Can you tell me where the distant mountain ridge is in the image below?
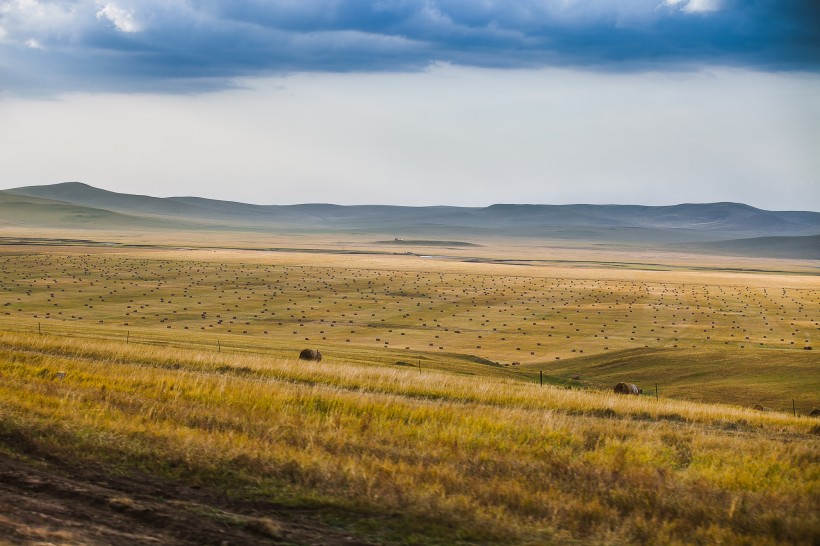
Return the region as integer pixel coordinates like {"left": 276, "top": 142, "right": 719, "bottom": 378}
{"left": 3, "top": 182, "right": 819, "bottom": 251}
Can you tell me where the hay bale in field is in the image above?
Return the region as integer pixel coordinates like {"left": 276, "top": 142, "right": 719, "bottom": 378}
{"left": 752, "top": 404, "right": 771, "bottom": 412}
{"left": 571, "top": 375, "right": 581, "bottom": 381}
{"left": 298, "top": 349, "right": 322, "bottom": 362}
{"left": 804, "top": 346, "right": 812, "bottom": 351}
{"left": 809, "top": 408, "right": 820, "bottom": 418}
{"left": 614, "top": 382, "right": 641, "bottom": 395}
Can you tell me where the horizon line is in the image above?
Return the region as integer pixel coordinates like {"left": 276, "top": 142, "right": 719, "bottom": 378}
{"left": 3, "top": 181, "right": 819, "bottom": 214}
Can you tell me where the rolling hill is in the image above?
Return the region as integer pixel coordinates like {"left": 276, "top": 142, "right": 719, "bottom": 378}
{"left": 2, "top": 182, "right": 819, "bottom": 255}
{"left": 675, "top": 234, "right": 820, "bottom": 260}
{"left": 0, "top": 191, "right": 194, "bottom": 231}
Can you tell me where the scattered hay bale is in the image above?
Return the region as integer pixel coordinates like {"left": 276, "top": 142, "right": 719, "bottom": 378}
{"left": 809, "top": 408, "right": 820, "bottom": 418}
{"left": 571, "top": 375, "right": 581, "bottom": 381}
{"left": 613, "top": 382, "right": 641, "bottom": 395}
{"left": 298, "top": 349, "right": 322, "bottom": 362}
{"left": 804, "top": 346, "right": 812, "bottom": 351}
{"left": 752, "top": 404, "right": 771, "bottom": 412}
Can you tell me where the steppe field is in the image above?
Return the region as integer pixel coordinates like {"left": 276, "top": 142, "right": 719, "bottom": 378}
{"left": 0, "top": 236, "right": 818, "bottom": 545}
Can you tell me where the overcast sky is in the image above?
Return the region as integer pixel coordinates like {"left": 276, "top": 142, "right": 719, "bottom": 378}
{"left": 1, "top": 0, "right": 818, "bottom": 209}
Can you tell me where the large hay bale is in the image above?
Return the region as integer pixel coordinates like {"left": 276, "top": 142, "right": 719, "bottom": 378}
{"left": 809, "top": 408, "right": 820, "bottom": 418}
{"left": 614, "top": 382, "right": 641, "bottom": 395}
{"left": 299, "top": 349, "right": 322, "bottom": 362}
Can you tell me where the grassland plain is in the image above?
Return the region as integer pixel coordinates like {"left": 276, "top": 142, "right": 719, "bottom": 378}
{"left": 0, "top": 242, "right": 818, "bottom": 544}
{"left": 1, "top": 246, "right": 816, "bottom": 408}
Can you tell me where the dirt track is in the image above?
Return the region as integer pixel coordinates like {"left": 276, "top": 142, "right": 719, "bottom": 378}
{"left": 0, "top": 453, "right": 370, "bottom": 545}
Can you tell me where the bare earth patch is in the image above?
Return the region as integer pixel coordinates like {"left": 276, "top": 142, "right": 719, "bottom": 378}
{"left": 0, "top": 453, "right": 369, "bottom": 545}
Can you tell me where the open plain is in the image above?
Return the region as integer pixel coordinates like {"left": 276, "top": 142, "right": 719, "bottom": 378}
{"left": 0, "top": 234, "right": 818, "bottom": 544}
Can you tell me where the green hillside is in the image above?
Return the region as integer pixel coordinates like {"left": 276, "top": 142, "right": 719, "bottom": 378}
{"left": 522, "top": 347, "right": 819, "bottom": 413}
{"left": 676, "top": 235, "right": 820, "bottom": 260}
{"left": 0, "top": 191, "right": 195, "bottom": 230}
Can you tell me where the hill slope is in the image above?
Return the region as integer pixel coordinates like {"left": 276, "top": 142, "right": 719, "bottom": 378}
{"left": 3, "top": 182, "right": 819, "bottom": 250}
{"left": 675, "top": 234, "right": 820, "bottom": 260}
{"left": 0, "top": 331, "right": 817, "bottom": 545}
{"left": 0, "top": 191, "right": 194, "bottom": 231}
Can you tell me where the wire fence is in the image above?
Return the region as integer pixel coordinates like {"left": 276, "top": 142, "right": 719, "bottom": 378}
{"left": 1, "top": 318, "right": 816, "bottom": 417}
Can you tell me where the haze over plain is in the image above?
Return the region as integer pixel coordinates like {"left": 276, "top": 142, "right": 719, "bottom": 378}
{"left": 1, "top": 0, "right": 818, "bottom": 209}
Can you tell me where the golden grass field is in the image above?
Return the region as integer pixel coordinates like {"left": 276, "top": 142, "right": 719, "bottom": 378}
{"left": 0, "top": 239, "right": 818, "bottom": 544}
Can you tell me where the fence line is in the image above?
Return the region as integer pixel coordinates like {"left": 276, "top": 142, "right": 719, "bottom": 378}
{"left": 1, "top": 320, "right": 814, "bottom": 416}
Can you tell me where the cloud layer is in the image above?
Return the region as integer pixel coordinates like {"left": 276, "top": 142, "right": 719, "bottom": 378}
{"left": 2, "top": 66, "right": 817, "bottom": 209}
{"left": 1, "top": 0, "right": 818, "bottom": 93}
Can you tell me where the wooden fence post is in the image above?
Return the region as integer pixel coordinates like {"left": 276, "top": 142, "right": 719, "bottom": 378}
{"left": 540, "top": 370, "right": 543, "bottom": 386}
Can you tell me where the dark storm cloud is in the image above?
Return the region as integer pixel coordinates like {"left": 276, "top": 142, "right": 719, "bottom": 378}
{"left": 1, "top": 0, "right": 818, "bottom": 94}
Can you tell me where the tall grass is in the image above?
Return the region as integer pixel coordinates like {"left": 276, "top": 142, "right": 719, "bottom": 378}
{"left": 1, "top": 332, "right": 817, "bottom": 544}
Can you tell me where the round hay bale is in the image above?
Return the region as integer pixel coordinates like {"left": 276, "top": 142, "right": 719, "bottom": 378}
{"left": 809, "top": 408, "right": 820, "bottom": 418}
{"left": 299, "top": 349, "right": 322, "bottom": 362}
{"left": 752, "top": 404, "right": 771, "bottom": 412}
{"left": 614, "top": 382, "right": 641, "bottom": 395}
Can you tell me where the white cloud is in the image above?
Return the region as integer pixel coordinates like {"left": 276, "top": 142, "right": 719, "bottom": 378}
{"left": 0, "top": 0, "right": 82, "bottom": 29}
{"left": 95, "top": 1, "right": 141, "bottom": 33}
{"left": 0, "top": 0, "right": 92, "bottom": 48}
{"left": 682, "top": 0, "right": 721, "bottom": 13}
{"left": 663, "top": 0, "right": 722, "bottom": 14}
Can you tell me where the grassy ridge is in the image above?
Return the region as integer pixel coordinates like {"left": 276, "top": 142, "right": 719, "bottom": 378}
{"left": 526, "top": 346, "right": 820, "bottom": 414}
{"left": 1, "top": 331, "right": 818, "bottom": 545}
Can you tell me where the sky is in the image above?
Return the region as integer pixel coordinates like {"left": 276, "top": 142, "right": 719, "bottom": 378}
{"left": 1, "top": 0, "right": 818, "bottom": 209}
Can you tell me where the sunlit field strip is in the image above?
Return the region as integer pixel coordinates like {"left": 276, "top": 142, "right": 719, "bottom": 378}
{"left": 0, "top": 331, "right": 818, "bottom": 544}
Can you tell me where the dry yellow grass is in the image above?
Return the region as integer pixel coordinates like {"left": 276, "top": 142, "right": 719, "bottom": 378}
{"left": 0, "top": 243, "right": 818, "bottom": 543}
{"left": 1, "top": 331, "right": 818, "bottom": 544}
{"left": 1, "top": 245, "right": 816, "bottom": 404}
